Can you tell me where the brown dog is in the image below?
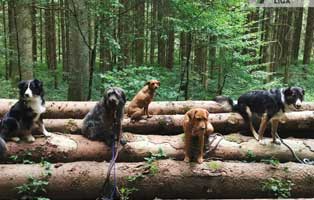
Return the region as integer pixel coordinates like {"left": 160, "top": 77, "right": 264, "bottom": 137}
{"left": 127, "top": 80, "right": 160, "bottom": 121}
{"left": 183, "top": 108, "right": 214, "bottom": 164}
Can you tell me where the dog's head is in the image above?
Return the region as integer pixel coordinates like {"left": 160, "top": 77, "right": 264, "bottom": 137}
{"left": 283, "top": 87, "right": 305, "bottom": 109}
{"left": 18, "top": 79, "right": 44, "bottom": 100}
{"left": 186, "top": 108, "right": 209, "bottom": 136}
{"left": 103, "top": 87, "right": 126, "bottom": 108}
{"left": 145, "top": 80, "right": 160, "bottom": 91}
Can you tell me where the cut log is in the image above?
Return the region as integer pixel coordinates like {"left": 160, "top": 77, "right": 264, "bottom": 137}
{"left": 43, "top": 111, "right": 314, "bottom": 136}
{"left": 0, "top": 99, "right": 229, "bottom": 119}
{"left": 2, "top": 99, "right": 313, "bottom": 119}
{"left": 1, "top": 160, "right": 314, "bottom": 199}
{"left": 4, "top": 133, "right": 314, "bottom": 163}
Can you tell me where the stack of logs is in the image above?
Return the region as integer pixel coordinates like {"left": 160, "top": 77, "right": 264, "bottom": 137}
{"left": 1, "top": 99, "right": 314, "bottom": 199}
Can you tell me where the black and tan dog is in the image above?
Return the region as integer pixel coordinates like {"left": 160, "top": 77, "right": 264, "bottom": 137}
{"left": 82, "top": 87, "right": 126, "bottom": 146}
{"left": 0, "top": 79, "right": 51, "bottom": 156}
{"left": 214, "top": 87, "right": 304, "bottom": 144}
{"left": 127, "top": 80, "right": 160, "bottom": 121}
{"left": 183, "top": 108, "right": 214, "bottom": 163}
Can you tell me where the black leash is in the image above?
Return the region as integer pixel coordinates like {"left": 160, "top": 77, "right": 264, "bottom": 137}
{"left": 98, "top": 111, "right": 122, "bottom": 200}
{"left": 275, "top": 133, "right": 314, "bottom": 165}
{"left": 205, "top": 133, "right": 224, "bottom": 157}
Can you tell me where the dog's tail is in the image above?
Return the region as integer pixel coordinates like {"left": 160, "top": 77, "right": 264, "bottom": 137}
{"left": 213, "top": 95, "right": 238, "bottom": 112}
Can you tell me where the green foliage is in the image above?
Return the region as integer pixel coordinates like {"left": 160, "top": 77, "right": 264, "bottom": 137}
{"left": 245, "top": 150, "right": 256, "bottom": 162}
{"left": 15, "top": 159, "right": 52, "bottom": 200}
{"left": 262, "top": 178, "right": 294, "bottom": 198}
{"left": 261, "top": 157, "right": 280, "bottom": 167}
{"left": 126, "top": 174, "right": 144, "bottom": 183}
{"left": 207, "top": 161, "right": 223, "bottom": 171}
{"left": 143, "top": 148, "right": 167, "bottom": 175}
{"left": 120, "top": 187, "right": 138, "bottom": 200}
{"left": 100, "top": 66, "right": 180, "bottom": 100}
{"left": 9, "top": 151, "right": 34, "bottom": 164}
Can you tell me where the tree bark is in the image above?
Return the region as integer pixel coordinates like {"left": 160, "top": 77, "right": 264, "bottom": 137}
{"left": 0, "top": 160, "right": 314, "bottom": 199}
{"left": 8, "top": 0, "right": 34, "bottom": 83}
{"left": 31, "top": 0, "right": 37, "bottom": 63}
{"left": 134, "top": 1, "right": 144, "bottom": 66}
{"left": 157, "top": 0, "right": 166, "bottom": 67}
{"left": 303, "top": 7, "right": 314, "bottom": 67}
{"left": 149, "top": 0, "right": 157, "bottom": 65}
{"left": 291, "top": 7, "right": 303, "bottom": 63}
{"left": 37, "top": 111, "right": 314, "bottom": 136}
{"left": 4, "top": 133, "right": 314, "bottom": 164}
{"left": 67, "top": 0, "right": 89, "bottom": 101}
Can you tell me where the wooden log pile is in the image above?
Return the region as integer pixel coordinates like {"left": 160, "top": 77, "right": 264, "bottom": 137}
{"left": 1, "top": 99, "right": 314, "bottom": 199}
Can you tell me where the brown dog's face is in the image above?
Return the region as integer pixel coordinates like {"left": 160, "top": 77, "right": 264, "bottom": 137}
{"left": 187, "top": 108, "right": 209, "bottom": 136}
{"left": 146, "top": 80, "right": 160, "bottom": 90}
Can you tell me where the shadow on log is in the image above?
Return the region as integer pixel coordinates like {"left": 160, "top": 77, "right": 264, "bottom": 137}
{"left": 42, "top": 111, "right": 314, "bottom": 137}
{"left": 4, "top": 133, "right": 314, "bottom": 163}
{"left": 1, "top": 160, "right": 314, "bottom": 199}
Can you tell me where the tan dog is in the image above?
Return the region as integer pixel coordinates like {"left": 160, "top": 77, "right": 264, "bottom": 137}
{"left": 183, "top": 108, "right": 214, "bottom": 164}
{"left": 127, "top": 80, "right": 160, "bottom": 121}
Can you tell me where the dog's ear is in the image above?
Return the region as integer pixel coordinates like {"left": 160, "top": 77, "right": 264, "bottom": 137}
{"left": 18, "top": 80, "right": 27, "bottom": 90}
{"left": 187, "top": 109, "right": 197, "bottom": 121}
{"left": 145, "top": 81, "right": 151, "bottom": 86}
{"left": 205, "top": 110, "right": 209, "bottom": 120}
{"left": 157, "top": 81, "right": 160, "bottom": 86}
{"left": 33, "top": 79, "right": 43, "bottom": 89}
{"left": 301, "top": 88, "right": 305, "bottom": 96}
{"left": 284, "top": 87, "right": 293, "bottom": 96}
{"left": 121, "top": 90, "right": 126, "bottom": 104}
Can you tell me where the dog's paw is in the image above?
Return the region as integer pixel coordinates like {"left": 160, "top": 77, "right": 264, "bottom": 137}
{"left": 25, "top": 135, "right": 35, "bottom": 143}
{"left": 197, "top": 157, "right": 204, "bottom": 164}
{"left": 184, "top": 156, "right": 190, "bottom": 163}
{"left": 43, "top": 131, "right": 52, "bottom": 137}
{"left": 272, "top": 138, "right": 281, "bottom": 145}
{"left": 11, "top": 137, "right": 20, "bottom": 142}
{"left": 258, "top": 140, "right": 267, "bottom": 146}
{"left": 120, "top": 139, "right": 127, "bottom": 146}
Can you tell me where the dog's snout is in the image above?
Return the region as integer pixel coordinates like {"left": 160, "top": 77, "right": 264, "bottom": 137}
{"left": 296, "top": 104, "right": 301, "bottom": 109}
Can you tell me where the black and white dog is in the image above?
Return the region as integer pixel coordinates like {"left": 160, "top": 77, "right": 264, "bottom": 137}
{"left": 0, "top": 79, "right": 51, "bottom": 156}
{"left": 82, "top": 87, "right": 126, "bottom": 147}
{"left": 214, "top": 87, "right": 304, "bottom": 144}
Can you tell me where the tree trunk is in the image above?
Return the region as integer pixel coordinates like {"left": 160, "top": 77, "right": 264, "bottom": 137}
{"left": 8, "top": 0, "right": 33, "bottom": 84}
{"left": 4, "top": 133, "right": 314, "bottom": 164}
{"left": 0, "top": 160, "right": 314, "bottom": 199}
{"left": 2, "top": 1, "right": 8, "bottom": 80}
{"left": 38, "top": 111, "right": 314, "bottom": 136}
{"left": 291, "top": 7, "right": 303, "bottom": 63}
{"left": 150, "top": 0, "right": 157, "bottom": 65}
{"left": 135, "top": 1, "right": 144, "bottom": 66}
{"left": 31, "top": 0, "right": 37, "bottom": 63}
{"left": 15, "top": 0, "right": 33, "bottom": 81}
{"left": 67, "top": 0, "right": 89, "bottom": 101}
{"left": 118, "top": 0, "right": 130, "bottom": 67}
{"left": 39, "top": 6, "right": 43, "bottom": 63}
{"left": 63, "top": 0, "right": 70, "bottom": 79}
{"left": 60, "top": 0, "right": 67, "bottom": 77}
{"left": 157, "top": 0, "right": 166, "bottom": 67}
{"left": 302, "top": 7, "right": 314, "bottom": 73}
{"left": 209, "top": 35, "right": 217, "bottom": 80}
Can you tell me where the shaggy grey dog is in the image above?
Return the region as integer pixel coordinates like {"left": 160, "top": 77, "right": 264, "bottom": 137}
{"left": 82, "top": 87, "right": 126, "bottom": 146}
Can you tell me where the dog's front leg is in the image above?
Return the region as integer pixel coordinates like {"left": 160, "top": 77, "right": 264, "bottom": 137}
{"left": 38, "top": 119, "right": 52, "bottom": 137}
{"left": 270, "top": 119, "right": 281, "bottom": 145}
{"left": 258, "top": 113, "right": 268, "bottom": 145}
{"left": 197, "top": 134, "right": 205, "bottom": 164}
{"left": 145, "top": 105, "right": 151, "bottom": 118}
